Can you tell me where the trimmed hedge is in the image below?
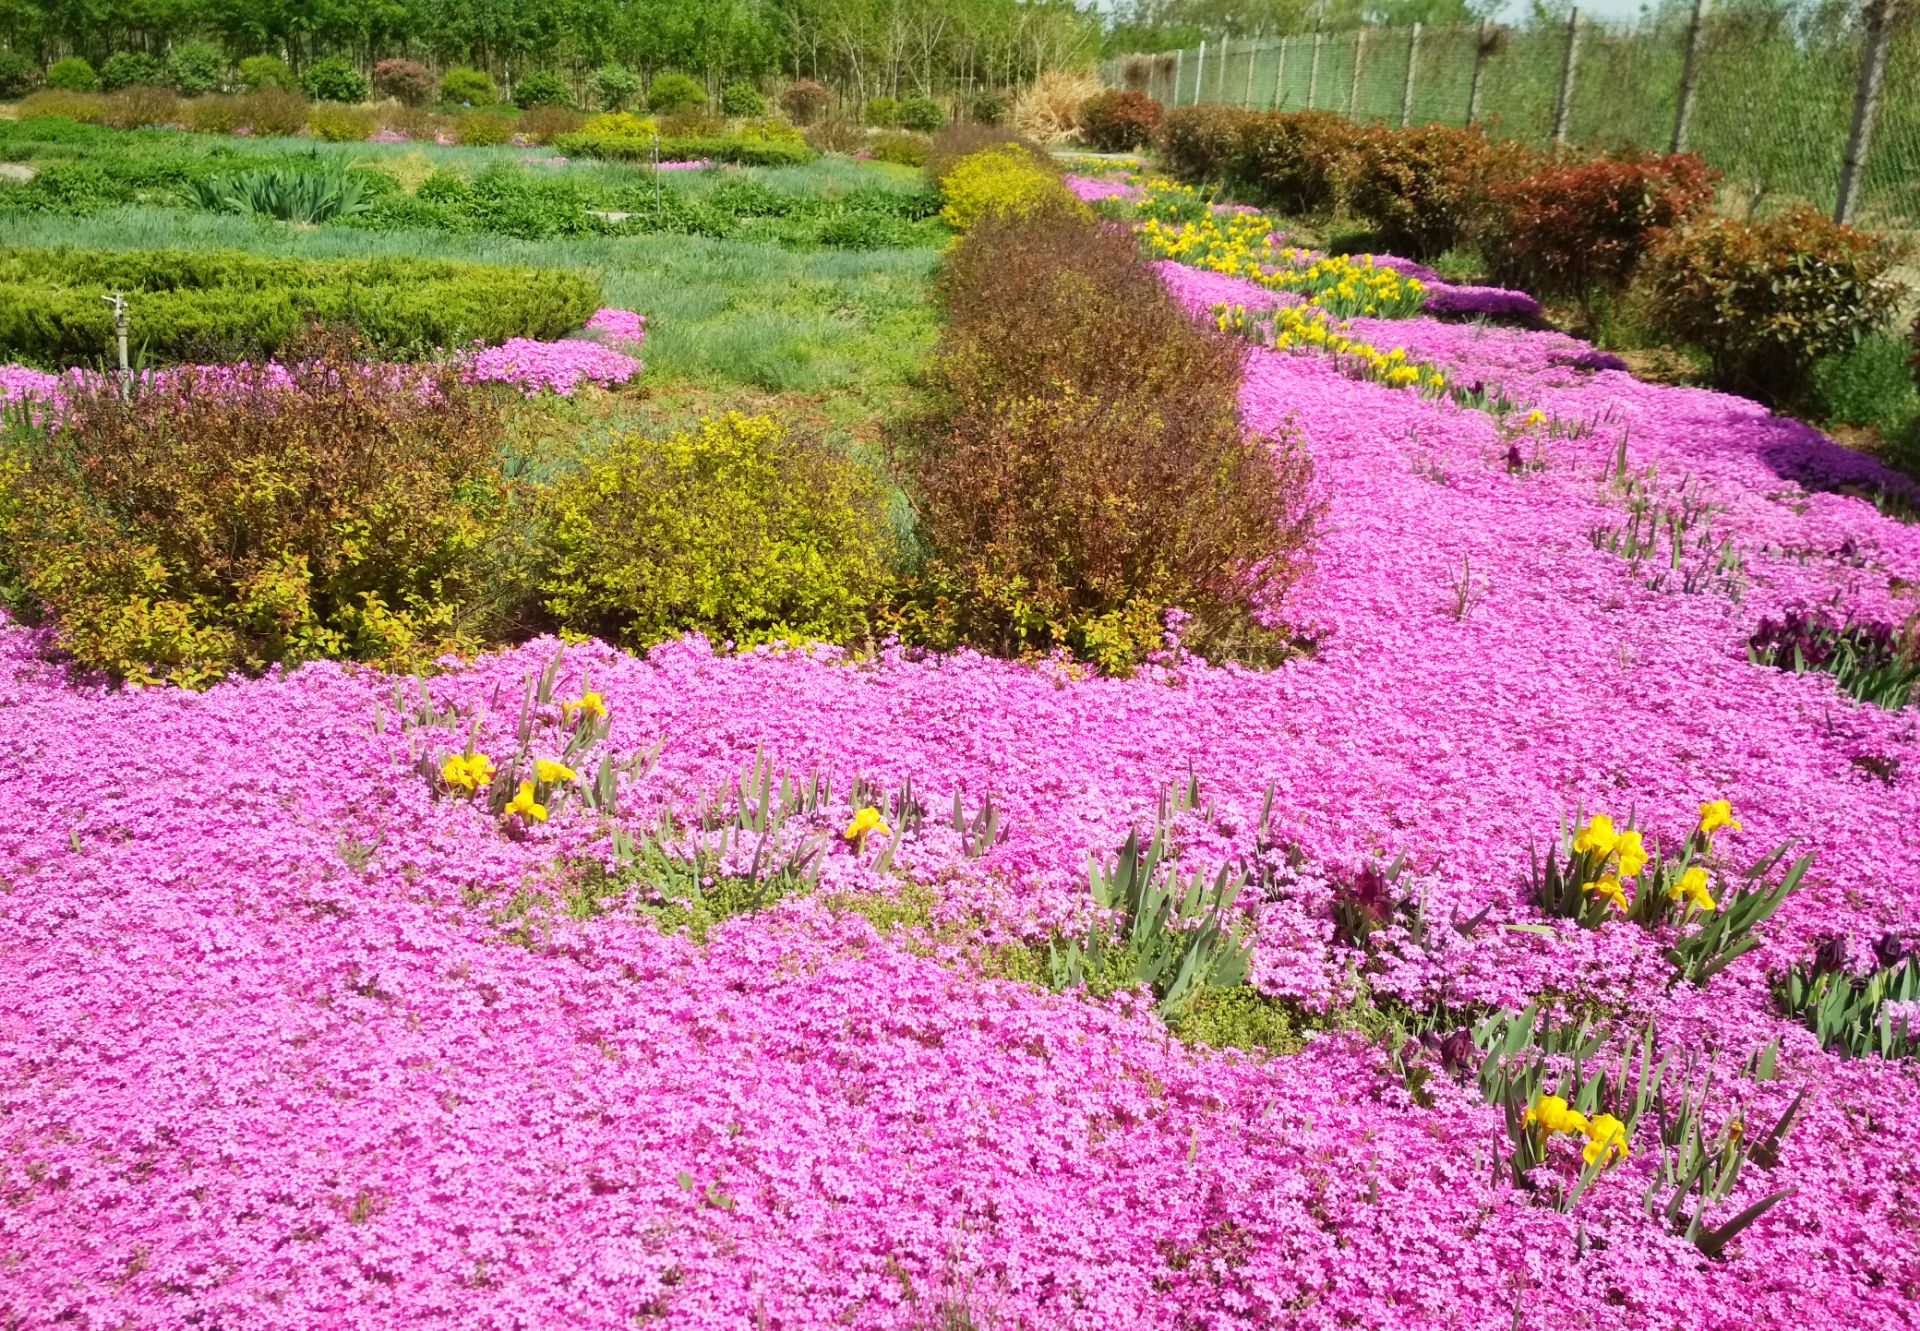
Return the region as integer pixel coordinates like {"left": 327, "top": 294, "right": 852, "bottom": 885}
{"left": 551, "top": 131, "right": 814, "bottom": 166}
{"left": 0, "top": 247, "right": 601, "bottom": 366}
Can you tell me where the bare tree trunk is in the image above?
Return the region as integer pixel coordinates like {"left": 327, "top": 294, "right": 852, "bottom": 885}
{"left": 1400, "top": 22, "right": 1421, "bottom": 127}
{"left": 1669, "top": 0, "right": 1708, "bottom": 152}
{"left": 1551, "top": 9, "right": 1583, "bottom": 148}
{"left": 1467, "top": 18, "right": 1490, "bottom": 126}
{"left": 1835, "top": 0, "right": 1897, "bottom": 223}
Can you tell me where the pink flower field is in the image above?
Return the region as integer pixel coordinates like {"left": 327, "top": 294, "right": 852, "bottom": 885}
{"left": 5, "top": 253, "right": 1920, "bottom": 1330}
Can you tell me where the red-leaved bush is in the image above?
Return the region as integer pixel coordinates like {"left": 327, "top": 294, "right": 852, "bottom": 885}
{"left": 1154, "top": 105, "right": 1254, "bottom": 183}
{"left": 1346, "top": 124, "right": 1540, "bottom": 259}
{"left": 891, "top": 201, "right": 1319, "bottom": 671}
{"left": 373, "top": 58, "right": 435, "bottom": 106}
{"left": 1079, "top": 90, "right": 1162, "bottom": 152}
{"left": 778, "top": 79, "right": 829, "bottom": 126}
{"left": 1482, "top": 152, "right": 1719, "bottom": 302}
{"left": 1234, "top": 110, "right": 1357, "bottom": 214}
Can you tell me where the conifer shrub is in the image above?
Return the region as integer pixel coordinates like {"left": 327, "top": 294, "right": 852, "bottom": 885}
{"left": 892, "top": 201, "right": 1319, "bottom": 671}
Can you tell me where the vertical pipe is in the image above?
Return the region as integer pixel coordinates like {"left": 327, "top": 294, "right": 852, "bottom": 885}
{"left": 1467, "top": 18, "right": 1490, "bottom": 126}
{"left": 1348, "top": 27, "right": 1367, "bottom": 117}
{"left": 1245, "top": 36, "right": 1258, "bottom": 106}
{"left": 1835, "top": 0, "right": 1896, "bottom": 224}
{"left": 1274, "top": 36, "right": 1289, "bottom": 111}
{"left": 1551, "top": 8, "right": 1583, "bottom": 148}
{"left": 1670, "top": 0, "right": 1708, "bottom": 153}
{"left": 1308, "top": 30, "right": 1323, "bottom": 108}
{"left": 1400, "top": 22, "right": 1422, "bottom": 128}
{"left": 1174, "top": 47, "right": 1185, "bottom": 106}
{"left": 1195, "top": 40, "right": 1207, "bottom": 104}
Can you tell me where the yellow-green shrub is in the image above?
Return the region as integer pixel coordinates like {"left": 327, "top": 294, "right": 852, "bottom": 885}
{"left": 16, "top": 89, "right": 108, "bottom": 123}
{"left": 579, "top": 110, "right": 658, "bottom": 138}
{"left": 539, "top": 413, "right": 889, "bottom": 650}
{"left": 733, "top": 116, "right": 804, "bottom": 144}
{"left": 305, "top": 103, "right": 377, "bottom": 143}
{"left": 937, "top": 144, "right": 1078, "bottom": 232}
{"left": 454, "top": 109, "right": 518, "bottom": 146}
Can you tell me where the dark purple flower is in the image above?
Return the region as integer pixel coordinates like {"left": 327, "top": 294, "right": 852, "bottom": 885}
{"left": 1873, "top": 932, "right": 1908, "bottom": 972}
{"left": 1812, "top": 934, "right": 1849, "bottom": 975}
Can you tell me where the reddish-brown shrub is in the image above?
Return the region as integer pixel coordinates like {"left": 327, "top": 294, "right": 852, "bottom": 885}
{"left": 1642, "top": 208, "right": 1908, "bottom": 406}
{"left": 1079, "top": 89, "right": 1162, "bottom": 152}
{"left": 1346, "top": 124, "right": 1541, "bottom": 259}
{"left": 1154, "top": 104, "right": 1255, "bottom": 183}
{"left": 519, "top": 104, "right": 583, "bottom": 143}
{"left": 373, "top": 58, "right": 435, "bottom": 106}
{"left": 1232, "top": 110, "right": 1358, "bottom": 214}
{"left": 779, "top": 79, "right": 830, "bottom": 125}
{"left": 100, "top": 85, "right": 181, "bottom": 130}
{"left": 236, "top": 88, "right": 310, "bottom": 137}
{"left": 1482, "top": 152, "right": 1718, "bottom": 301}
{"left": 891, "top": 201, "right": 1319, "bottom": 671}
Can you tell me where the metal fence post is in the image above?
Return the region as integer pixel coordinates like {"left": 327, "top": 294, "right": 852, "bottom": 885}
{"left": 1552, "top": 8, "right": 1583, "bottom": 147}
{"left": 1467, "top": 18, "right": 1490, "bottom": 126}
{"left": 1194, "top": 40, "right": 1207, "bottom": 104}
{"left": 1670, "top": 0, "right": 1708, "bottom": 152}
{"left": 1835, "top": 0, "right": 1896, "bottom": 224}
{"left": 1245, "top": 36, "right": 1259, "bottom": 106}
{"left": 1274, "top": 36, "right": 1289, "bottom": 110}
{"left": 1401, "top": 22, "right": 1422, "bottom": 127}
{"left": 1308, "top": 30, "right": 1323, "bottom": 108}
{"left": 1173, "top": 48, "right": 1185, "bottom": 106}
{"left": 1348, "top": 27, "right": 1368, "bottom": 117}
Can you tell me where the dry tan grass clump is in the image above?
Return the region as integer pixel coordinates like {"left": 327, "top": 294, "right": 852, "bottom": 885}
{"left": 1010, "top": 71, "right": 1103, "bottom": 146}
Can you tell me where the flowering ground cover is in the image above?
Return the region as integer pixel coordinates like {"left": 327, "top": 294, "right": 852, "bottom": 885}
{"left": 5, "top": 222, "right": 1920, "bottom": 1329}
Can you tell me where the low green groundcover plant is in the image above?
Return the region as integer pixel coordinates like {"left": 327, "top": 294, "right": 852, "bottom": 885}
{"left": 0, "top": 246, "right": 600, "bottom": 365}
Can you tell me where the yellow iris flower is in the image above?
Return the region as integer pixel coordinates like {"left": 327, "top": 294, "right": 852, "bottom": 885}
{"left": 1698, "top": 799, "right": 1741, "bottom": 841}
{"left": 1572, "top": 814, "right": 1620, "bottom": 859}
{"left": 1523, "top": 1094, "right": 1590, "bottom": 1137}
{"left": 843, "top": 806, "right": 891, "bottom": 844}
{"left": 504, "top": 780, "right": 548, "bottom": 823}
{"left": 1671, "top": 866, "right": 1717, "bottom": 912}
{"left": 1614, "top": 829, "right": 1647, "bottom": 879}
{"left": 534, "top": 758, "right": 577, "bottom": 784}
{"left": 441, "top": 752, "right": 495, "bottom": 794}
{"left": 1582, "top": 1114, "right": 1630, "bottom": 1168}
{"left": 561, "top": 691, "right": 607, "bottom": 724}
{"left": 1585, "top": 873, "right": 1628, "bottom": 912}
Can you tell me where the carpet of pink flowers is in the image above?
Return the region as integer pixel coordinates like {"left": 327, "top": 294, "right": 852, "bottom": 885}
{"left": 0, "top": 308, "right": 645, "bottom": 410}
{"left": 4, "top": 252, "right": 1920, "bottom": 1330}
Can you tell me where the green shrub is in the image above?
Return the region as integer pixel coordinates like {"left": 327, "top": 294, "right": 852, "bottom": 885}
{"left": 0, "top": 49, "right": 38, "bottom": 99}
{"left": 864, "top": 95, "right": 899, "bottom": 128}
{"left": 513, "top": 70, "right": 573, "bottom": 110}
{"left": 540, "top": 412, "right": 889, "bottom": 649}
{"left": 372, "top": 58, "right": 435, "bottom": 106}
{"left": 237, "top": 88, "right": 308, "bottom": 136}
{"left": 552, "top": 131, "right": 811, "bottom": 166}
{"left": 454, "top": 109, "right": 517, "bottom": 146}
{"left": 237, "top": 55, "right": 296, "bottom": 92}
{"left": 936, "top": 143, "right": 1074, "bottom": 231}
{"left": 0, "top": 247, "right": 601, "bottom": 365}
{"left": 1079, "top": 89, "right": 1159, "bottom": 152}
{"left": 646, "top": 72, "right": 705, "bottom": 114}
{"left": 892, "top": 201, "right": 1319, "bottom": 671}
{"left": 185, "top": 94, "right": 247, "bottom": 134}
{"left": 305, "top": 102, "right": 376, "bottom": 142}
{"left": 732, "top": 116, "right": 803, "bottom": 144}
{"left": 869, "top": 132, "right": 928, "bottom": 167}
{"left": 167, "top": 42, "right": 225, "bottom": 96}
{"left": 897, "top": 95, "right": 945, "bottom": 133}
{"left": 592, "top": 64, "right": 642, "bottom": 111}
{"left": 971, "top": 91, "right": 1008, "bottom": 125}
{"left": 1346, "top": 123, "right": 1538, "bottom": 260}
{"left": 779, "top": 79, "right": 829, "bottom": 125}
{"left": 440, "top": 65, "right": 497, "bottom": 106}
{"left": 99, "top": 50, "right": 165, "bottom": 92}
{"left": 1808, "top": 334, "right": 1920, "bottom": 436}
{"left": 43, "top": 57, "right": 97, "bottom": 93}
{"left": 1642, "top": 208, "right": 1907, "bottom": 407}
{"left": 302, "top": 56, "right": 369, "bottom": 103}
{"left": 519, "top": 105, "right": 582, "bottom": 144}
{"left": 719, "top": 82, "right": 766, "bottom": 117}
{"left": 0, "top": 331, "right": 515, "bottom": 687}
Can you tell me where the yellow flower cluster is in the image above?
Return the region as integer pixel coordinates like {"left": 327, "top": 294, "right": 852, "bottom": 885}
{"left": 1572, "top": 802, "right": 1734, "bottom": 916}
{"left": 441, "top": 751, "right": 496, "bottom": 794}
{"left": 561, "top": 691, "right": 607, "bottom": 724}
{"left": 1263, "top": 306, "right": 1449, "bottom": 394}
{"left": 1524, "top": 1095, "right": 1631, "bottom": 1170}
{"left": 534, "top": 758, "right": 577, "bottom": 784}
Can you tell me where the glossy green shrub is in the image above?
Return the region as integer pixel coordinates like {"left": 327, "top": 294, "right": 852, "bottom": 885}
{"left": 0, "top": 50, "right": 40, "bottom": 98}
{"left": 897, "top": 95, "right": 945, "bottom": 133}
{"left": 1642, "top": 208, "right": 1907, "bottom": 406}
{"left": 43, "top": 57, "right": 97, "bottom": 92}
{"left": 864, "top": 96, "right": 900, "bottom": 128}
{"left": 720, "top": 82, "right": 766, "bottom": 117}
{"left": 440, "top": 66, "right": 497, "bottom": 106}
{"left": 1231, "top": 110, "right": 1357, "bottom": 214}
{"left": 539, "top": 412, "right": 889, "bottom": 649}
{"left": 237, "top": 55, "right": 296, "bottom": 92}
{"left": 167, "top": 42, "right": 225, "bottom": 97}
{"left": 513, "top": 70, "right": 573, "bottom": 110}
{"left": 0, "top": 247, "right": 600, "bottom": 365}
{"left": 592, "top": 64, "right": 643, "bottom": 111}
{"left": 99, "top": 51, "right": 164, "bottom": 92}
{"left": 0, "top": 333, "right": 515, "bottom": 687}
{"left": 646, "top": 72, "right": 705, "bottom": 114}
{"left": 1154, "top": 104, "right": 1250, "bottom": 182}
{"left": 301, "top": 55, "right": 368, "bottom": 104}
{"left": 1079, "top": 90, "right": 1160, "bottom": 152}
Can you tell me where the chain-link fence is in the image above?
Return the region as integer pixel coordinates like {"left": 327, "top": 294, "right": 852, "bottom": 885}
{"left": 1104, "top": 0, "right": 1919, "bottom": 234}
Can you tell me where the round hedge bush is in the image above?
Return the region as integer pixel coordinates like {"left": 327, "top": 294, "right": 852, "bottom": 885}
{"left": 302, "top": 56, "right": 369, "bottom": 104}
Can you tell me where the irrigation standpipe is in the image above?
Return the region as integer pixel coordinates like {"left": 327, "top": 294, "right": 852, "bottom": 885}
{"left": 101, "top": 292, "right": 129, "bottom": 399}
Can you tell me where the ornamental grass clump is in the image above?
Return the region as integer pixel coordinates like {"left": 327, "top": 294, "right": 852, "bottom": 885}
{"left": 0, "top": 330, "right": 516, "bottom": 686}
{"left": 538, "top": 412, "right": 891, "bottom": 651}
{"left": 893, "top": 201, "right": 1319, "bottom": 671}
